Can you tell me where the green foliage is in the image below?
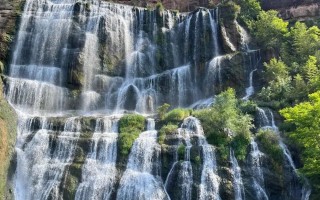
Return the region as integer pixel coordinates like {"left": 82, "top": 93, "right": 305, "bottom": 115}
{"left": 158, "top": 124, "right": 178, "bottom": 145}
{"left": 119, "top": 114, "right": 145, "bottom": 133}
{"left": 280, "top": 91, "right": 320, "bottom": 195}
{"left": 220, "top": 1, "right": 241, "bottom": 21}
{"left": 264, "top": 58, "right": 289, "bottom": 82}
{"left": 238, "top": 100, "right": 257, "bottom": 115}
{"left": 157, "top": 103, "right": 170, "bottom": 120}
{"left": 155, "top": 2, "right": 164, "bottom": 11}
{"left": 249, "top": 10, "right": 288, "bottom": 49}
{"left": 236, "top": 0, "right": 261, "bottom": 25}
{"left": 258, "top": 58, "right": 295, "bottom": 107}
{"left": 194, "top": 155, "right": 201, "bottom": 166}
{"left": 288, "top": 22, "right": 320, "bottom": 64}
{"left": 118, "top": 114, "right": 145, "bottom": 156}
{"left": 163, "top": 108, "right": 191, "bottom": 124}
{"left": 194, "top": 88, "right": 253, "bottom": 160}
{"left": 257, "top": 129, "right": 283, "bottom": 170}
{"left": 231, "top": 131, "right": 251, "bottom": 161}
{"left": 177, "top": 144, "right": 185, "bottom": 161}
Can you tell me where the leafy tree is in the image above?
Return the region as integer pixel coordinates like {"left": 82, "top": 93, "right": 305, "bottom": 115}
{"left": 264, "top": 58, "right": 289, "bottom": 82}
{"left": 194, "top": 88, "right": 253, "bottom": 160}
{"left": 280, "top": 91, "right": 320, "bottom": 195}
{"left": 290, "top": 22, "right": 320, "bottom": 64}
{"left": 236, "top": 0, "right": 261, "bottom": 25}
{"left": 302, "top": 56, "right": 319, "bottom": 87}
{"left": 249, "top": 10, "right": 288, "bottom": 49}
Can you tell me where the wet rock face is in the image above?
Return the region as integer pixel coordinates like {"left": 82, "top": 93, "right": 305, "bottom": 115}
{"left": 113, "top": 0, "right": 218, "bottom": 12}
{"left": 0, "top": 0, "right": 23, "bottom": 63}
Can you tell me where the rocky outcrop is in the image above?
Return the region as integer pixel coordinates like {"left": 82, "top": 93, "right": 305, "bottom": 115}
{"left": 261, "top": 0, "right": 320, "bottom": 21}
{"left": 278, "top": 3, "right": 320, "bottom": 21}
{"left": 0, "top": 0, "right": 23, "bottom": 66}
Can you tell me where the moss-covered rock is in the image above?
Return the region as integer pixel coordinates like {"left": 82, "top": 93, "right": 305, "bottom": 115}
{"left": 158, "top": 124, "right": 178, "bottom": 145}
{"left": 62, "top": 163, "right": 82, "bottom": 200}
{"left": 118, "top": 114, "right": 145, "bottom": 157}
{"left": 0, "top": 79, "right": 17, "bottom": 199}
{"left": 163, "top": 108, "right": 191, "bottom": 125}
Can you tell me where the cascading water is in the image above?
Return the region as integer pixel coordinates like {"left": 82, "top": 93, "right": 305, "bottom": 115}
{"left": 75, "top": 118, "right": 119, "bottom": 200}
{"left": 4, "top": 0, "right": 310, "bottom": 199}
{"left": 230, "top": 149, "right": 245, "bottom": 200}
{"left": 257, "top": 108, "right": 311, "bottom": 200}
{"left": 164, "top": 117, "right": 220, "bottom": 200}
{"left": 15, "top": 117, "right": 81, "bottom": 200}
{"left": 116, "top": 118, "right": 168, "bottom": 200}
{"left": 248, "top": 139, "right": 268, "bottom": 200}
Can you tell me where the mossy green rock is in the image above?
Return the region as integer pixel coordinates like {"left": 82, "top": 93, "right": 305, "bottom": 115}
{"left": 0, "top": 79, "right": 17, "bottom": 199}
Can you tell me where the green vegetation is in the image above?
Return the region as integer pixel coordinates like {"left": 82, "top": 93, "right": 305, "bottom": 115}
{"left": 177, "top": 144, "right": 186, "bottom": 161}
{"left": 157, "top": 103, "right": 170, "bottom": 120}
{"left": 233, "top": 0, "right": 320, "bottom": 197}
{"left": 155, "top": 2, "right": 164, "bottom": 11}
{"left": 0, "top": 80, "right": 17, "bottom": 199}
{"left": 162, "top": 108, "right": 191, "bottom": 124}
{"left": 118, "top": 114, "right": 145, "bottom": 156}
{"left": 220, "top": 1, "right": 241, "bottom": 21}
{"left": 249, "top": 10, "right": 289, "bottom": 49}
{"left": 280, "top": 92, "right": 320, "bottom": 196}
{"left": 236, "top": 0, "right": 261, "bottom": 26}
{"left": 257, "top": 129, "right": 283, "bottom": 170}
{"left": 158, "top": 124, "right": 178, "bottom": 145}
{"left": 194, "top": 88, "right": 253, "bottom": 160}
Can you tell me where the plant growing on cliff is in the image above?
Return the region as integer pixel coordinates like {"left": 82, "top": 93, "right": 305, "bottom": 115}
{"left": 118, "top": 114, "right": 145, "bottom": 156}
{"left": 280, "top": 91, "right": 320, "bottom": 195}
{"left": 194, "top": 88, "right": 253, "bottom": 160}
{"left": 162, "top": 108, "right": 191, "bottom": 124}
{"left": 157, "top": 103, "right": 170, "bottom": 120}
{"left": 256, "top": 129, "right": 283, "bottom": 171}
{"left": 236, "top": 0, "right": 261, "bottom": 26}
{"left": 249, "top": 10, "right": 288, "bottom": 49}
{"left": 158, "top": 124, "right": 178, "bottom": 145}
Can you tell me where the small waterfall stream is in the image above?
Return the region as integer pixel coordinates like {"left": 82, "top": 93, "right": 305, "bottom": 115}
{"left": 75, "top": 118, "right": 119, "bottom": 200}
{"left": 257, "top": 108, "right": 311, "bottom": 200}
{"left": 230, "top": 149, "right": 245, "bottom": 200}
{"left": 15, "top": 117, "right": 81, "bottom": 200}
{"left": 116, "top": 119, "right": 168, "bottom": 200}
{"left": 248, "top": 139, "right": 268, "bottom": 200}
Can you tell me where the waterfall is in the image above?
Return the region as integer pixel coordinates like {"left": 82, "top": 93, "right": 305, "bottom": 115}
{"left": 248, "top": 139, "right": 268, "bottom": 200}
{"left": 5, "top": 0, "right": 310, "bottom": 199}
{"left": 14, "top": 117, "right": 81, "bottom": 200}
{"left": 230, "top": 149, "right": 245, "bottom": 200}
{"left": 7, "top": 0, "right": 223, "bottom": 113}
{"left": 257, "top": 108, "right": 311, "bottom": 200}
{"left": 242, "top": 69, "right": 257, "bottom": 100}
{"left": 165, "top": 117, "right": 220, "bottom": 200}
{"left": 116, "top": 119, "right": 168, "bottom": 200}
{"left": 75, "top": 118, "right": 119, "bottom": 200}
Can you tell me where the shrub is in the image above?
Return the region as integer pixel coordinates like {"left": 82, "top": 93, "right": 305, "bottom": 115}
{"left": 177, "top": 144, "right": 185, "bottom": 161}
{"left": 231, "top": 132, "right": 251, "bottom": 161}
{"left": 257, "top": 129, "right": 283, "bottom": 167}
{"left": 163, "top": 108, "right": 191, "bottom": 124}
{"left": 157, "top": 103, "right": 170, "bottom": 120}
{"left": 119, "top": 114, "right": 145, "bottom": 133}
{"left": 118, "top": 114, "right": 145, "bottom": 156}
{"left": 158, "top": 124, "right": 178, "bottom": 145}
{"left": 193, "top": 88, "right": 253, "bottom": 160}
